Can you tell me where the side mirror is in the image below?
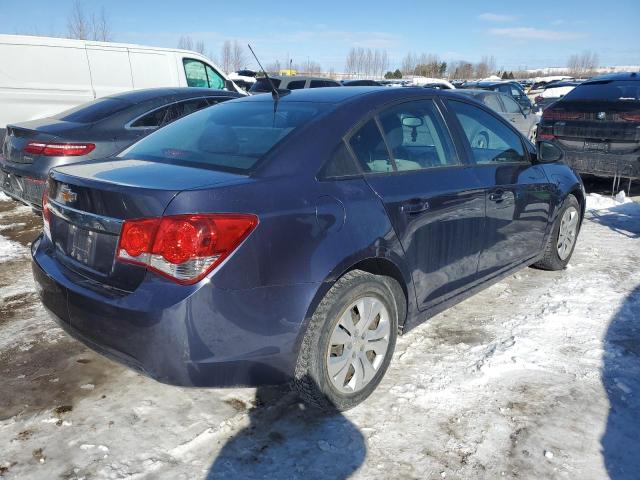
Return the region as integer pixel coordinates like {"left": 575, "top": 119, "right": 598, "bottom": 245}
{"left": 536, "top": 141, "right": 563, "bottom": 163}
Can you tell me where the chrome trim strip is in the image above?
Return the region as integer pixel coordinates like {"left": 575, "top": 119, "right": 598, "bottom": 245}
{"left": 48, "top": 199, "right": 123, "bottom": 235}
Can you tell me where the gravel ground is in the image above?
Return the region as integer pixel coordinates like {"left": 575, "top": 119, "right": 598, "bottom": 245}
{"left": 0, "top": 191, "right": 638, "bottom": 480}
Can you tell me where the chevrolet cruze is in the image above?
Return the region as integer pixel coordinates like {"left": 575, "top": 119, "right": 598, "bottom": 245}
{"left": 32, "top": 87, "right": 584, "bottom": 410}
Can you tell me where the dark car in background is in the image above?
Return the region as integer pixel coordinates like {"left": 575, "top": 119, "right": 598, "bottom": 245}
{"left": 0, "top": 88, "right": 241, "bottom": 210}
{"left": 533, "top": 80, "right": 582, "bottom": 111}
{"left": 456, "top": 89, "right": 539, "bottom": 141}
{"left": 537, "top": 72, "right": 640, "bottom": 181}
{"left": 341, "top": 79, "right": 382, "bottom": 87}
{"left": 33, "top": 87, "right": 584, "bottom": 411}
{"left": 461, "top": 80, "right": 535, "bottom": 112}
{"left": 249, "top": 76, "right": 342, "bottom": 94}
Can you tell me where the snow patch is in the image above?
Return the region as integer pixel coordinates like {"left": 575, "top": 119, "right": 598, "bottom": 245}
{"left": 0, "top": 233, "right": 25, "bottom": 261}
{"left": 585, "top": 192, "right": 633, "bottom": 211}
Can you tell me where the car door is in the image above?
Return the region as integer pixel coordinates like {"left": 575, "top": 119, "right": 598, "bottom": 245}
{"left": 347, "top": 98, "right": 485, "bottom": 310}
{"left": 445, "top": 99, "right": 553, "bottom": 279}
{"left": 499, "top": 93, "right": 529, "bottom": 137}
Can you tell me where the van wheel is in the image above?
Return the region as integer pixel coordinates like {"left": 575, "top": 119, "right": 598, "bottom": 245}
{"left": 533, "top": 194, "right": 581, "bottom": 271}
{"left": 294, "top": 270, "right": 401, "bottom": 411}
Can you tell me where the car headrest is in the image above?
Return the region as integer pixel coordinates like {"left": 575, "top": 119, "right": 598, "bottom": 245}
{"left": 380, "top": 114, "right": 404, "bottom": 150}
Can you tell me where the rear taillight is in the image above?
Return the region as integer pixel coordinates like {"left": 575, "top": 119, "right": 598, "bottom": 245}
{"left": 42, "top": 184, "right": 51, "bottom": 239}
{"left": 24, "top": 142, "right": 95, "bottom": 156}
{"left": 116, "top": 214, "right": 258, "bottom": 284}
{"left": 542, "top": 109, "right": 583, "bottom": 121}
{"left": 620, "top": 111, "right": 640, "bottom": 122}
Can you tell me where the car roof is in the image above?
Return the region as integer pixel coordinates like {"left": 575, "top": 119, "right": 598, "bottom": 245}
{"left": 454, "top": 89, "right": 496, "bottom": 97}
{"left": 583, "top": 72, "right": 640, "bottom": 83}
{"left": 267, "top": 76, "right": 338, "bottom": 82}
{"left": 233, "top": 85, "right": 466, "bottom": 105}
{"left": 103, "top": 87, "right": 237, "bottom": 104}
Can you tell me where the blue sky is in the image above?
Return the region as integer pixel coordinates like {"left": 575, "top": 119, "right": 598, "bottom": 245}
{"left": 1, "top": 0, "right": 638, "bottom": 71}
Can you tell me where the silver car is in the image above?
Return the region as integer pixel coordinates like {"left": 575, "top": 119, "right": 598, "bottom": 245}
{"left": 455, "top": 89, "right": 539, "bottom": 142}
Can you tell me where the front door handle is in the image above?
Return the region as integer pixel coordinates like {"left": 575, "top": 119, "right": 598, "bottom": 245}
{"left": 488, "top": 192, "right": 504, "bottom": 202}
{"left": 400, "top": 199, "right": 430, "bottom": 214}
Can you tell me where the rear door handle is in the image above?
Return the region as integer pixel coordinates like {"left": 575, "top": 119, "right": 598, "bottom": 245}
{"left": 400, "top": 199, "right": 430, "bottom": 214}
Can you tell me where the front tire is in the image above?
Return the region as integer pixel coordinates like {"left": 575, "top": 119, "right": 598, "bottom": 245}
{"left": 533, "top": 194, "right": 581, "bottom": 270}
{"left": 294, "top": 270, "right": 401, "bottom": 411}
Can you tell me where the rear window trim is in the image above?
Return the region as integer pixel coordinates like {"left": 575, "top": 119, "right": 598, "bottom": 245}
{"left": 124, "top": 96, "right": 222, "bottom": 131}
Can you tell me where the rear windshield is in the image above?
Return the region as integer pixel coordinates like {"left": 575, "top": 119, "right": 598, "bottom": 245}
{"left": 54, "top": 98, "right": 132, "bottom": 123}
{"left": 118, "top": 100, "right": 329, "bottom": 173}
{"left": 564, "top": 81, "right": 640, "bottom": 102}
{"left": 249, "top": 78, "right": 282, "bottom": 93}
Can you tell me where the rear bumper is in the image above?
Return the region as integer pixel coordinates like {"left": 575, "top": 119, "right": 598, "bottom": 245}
{"left": 562, "top": 150, "right": 640, "bottom": 179}
{"left": 32, "top": 235, "right": 320, "bottom": 387}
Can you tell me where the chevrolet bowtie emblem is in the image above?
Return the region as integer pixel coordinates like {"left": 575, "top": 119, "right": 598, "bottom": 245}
{"left": 60, "top": 185, "right": 77, "bottom": 203}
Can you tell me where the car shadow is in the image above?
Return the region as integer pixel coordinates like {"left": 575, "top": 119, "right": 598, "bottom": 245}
{"left": 601, "top": 284, "right": 640, "bottom": 479}
{"left": 207, "top": 378, "right": 366, "bottom": 479}
{"left": 586, "top": 203, "right": 640, "bottom": 239}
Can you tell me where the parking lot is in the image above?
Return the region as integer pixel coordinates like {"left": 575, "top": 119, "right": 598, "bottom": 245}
{"left": 1, "top": 188, "right": 638, "bottom": 479}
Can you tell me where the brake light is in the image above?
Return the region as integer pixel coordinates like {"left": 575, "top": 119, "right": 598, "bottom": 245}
{"left": 620, "top": 111, "right": 640, "bottom": 122}
{"left": 116, "top": 214, "right": 258, "bottom": 284}
{"left": 542, "top": 109, "right": 583, "bottom": 121}
{"left": 24, "top": 142, "right": 95, "bottom": 156}
{"left": 42, "top": 184, "right": 51, "bottom": 239}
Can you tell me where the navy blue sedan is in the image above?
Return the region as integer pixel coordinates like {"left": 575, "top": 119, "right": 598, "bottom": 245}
{"left": 32, "top": 87, "right": 584, "bottom": 410}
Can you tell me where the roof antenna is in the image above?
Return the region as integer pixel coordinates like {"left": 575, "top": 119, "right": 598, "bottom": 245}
{"left": 247, "top": 44, "right": 287, "bottom": 102}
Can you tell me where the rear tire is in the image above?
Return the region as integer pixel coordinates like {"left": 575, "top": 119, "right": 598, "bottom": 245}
{"left": 533, "top": 194, "right": 581, "bottom": 271}
{"left": 294, "top": 270, "right": 401, "bottom": 411}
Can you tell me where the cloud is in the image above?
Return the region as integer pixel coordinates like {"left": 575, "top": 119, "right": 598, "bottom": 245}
{"left": 489, "top": 27, "right": 587, "bottom": 41}
{"left": 478, "top": 13, "right": 518, "bottom": 22}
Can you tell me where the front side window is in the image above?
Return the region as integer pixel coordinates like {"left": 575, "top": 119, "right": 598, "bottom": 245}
{"left": 377, "top": 100, "right": 458, "bottom": 171}
{"left": 183, "top": 59, "right": 225, "bottom": 89}
{"left": 448, "top": 100, "right": 527, "bottom": 165}
{"left": 120, "top": 101, "right": 328, "bottom": 173}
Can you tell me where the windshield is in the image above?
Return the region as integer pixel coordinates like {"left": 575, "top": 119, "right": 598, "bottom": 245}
{"left": 54, "top": 98, "right": 132, "bottom": 123}
{"left": 564, "top": 81, "right": 640, "bottom": 102}
{"left": 119, "top": 100, "right": 329, "bottom": 173}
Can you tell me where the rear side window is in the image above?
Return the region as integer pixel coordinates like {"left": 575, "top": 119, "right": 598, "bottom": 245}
{"left": 320, "top": 142, "right": 361, "bottom": 178}
{"left": 130, "top": 105, "right": 174, "bottom": 128}
{"left": 249, "top": 78, "right": 282, "bottom": 93}
{"left": 310, "top": 80, "right": 340, "bottom": 88}
{"left": 564, "top": 81, "right": 640, "bottom": 101}
{"left": 348, "top": 120, "right": 393, "bottom": 173}
{"left": 287, "top": 80, "right": 306, "bottom": 90}
{"left": 120, "top": 101, "right": 328, "bottom": 173}
{"left": 54, "top": 98, "right": 131, "bottom": 123}
{"left": 448, "top": 100, "right": 527, "bottom": 165}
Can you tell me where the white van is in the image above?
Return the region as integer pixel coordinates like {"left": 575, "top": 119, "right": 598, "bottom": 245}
{"left": 0, "top": 34, "right": 244, "bottom": 138}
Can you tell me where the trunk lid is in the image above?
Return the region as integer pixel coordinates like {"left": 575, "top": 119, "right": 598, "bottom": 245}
{"left": 47, "top": 159, "right": 250, "bottom": 291}
{"left": 3, "top": 118, "right": 90, "bottom": 164}
{"left": 547, "top": 100, "right": 640, "bottom": 152}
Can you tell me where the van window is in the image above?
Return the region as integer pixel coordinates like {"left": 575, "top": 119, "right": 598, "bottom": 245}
{"left": 183, "top": 59, "right": 225, "bottom": 89}
{"left": 54, "top": 98, "right": 131, "bottom": 123}
{"left": 119, "top": 101, "right": 329, "bottom": 173}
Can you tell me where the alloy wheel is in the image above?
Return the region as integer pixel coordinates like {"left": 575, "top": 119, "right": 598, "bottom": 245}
{"left": 557, "top": 206, "right": 579, "bottom": 260}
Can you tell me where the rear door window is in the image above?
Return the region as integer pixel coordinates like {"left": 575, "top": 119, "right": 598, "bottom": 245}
{"left": 447, "top": 100, "right": 528, "bottom": 165}
{"left": 310, "top": 80, "right": 340, "bottom": 88}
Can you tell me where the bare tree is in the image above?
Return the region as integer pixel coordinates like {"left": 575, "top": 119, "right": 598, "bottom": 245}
{"left": 567, "top": 50, "right": 599, "bottom": 77}
{"left": 68, "top": 1, "right": 113, "bottom": 41}
{"left": 230, "top": 41, "right": 247, "bottom": 72}
{"left": 195, "top": 40, "right": 206, "bottom": 55}
{"left": 67, "top": 0, "right": 89, "bottom": 40}
{"left": 220, "top": 40, "right": 232, "bottom": 73}
{"left": 177, "top": 35, "right": 194, "bottom": 50}
{"left": 90, "top": 7, "right": 111, "bottom": 41}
